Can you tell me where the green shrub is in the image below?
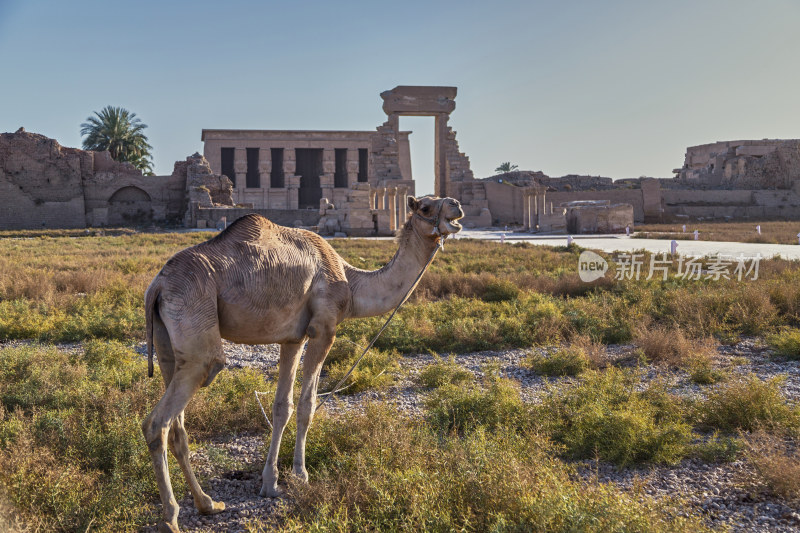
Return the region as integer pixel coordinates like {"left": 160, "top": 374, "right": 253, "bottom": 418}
{"left": 695, "top": 374, "right": 800, "bottom": 432}
{"left": 186, "top": 367, "right": 274, "bottom": 436}
{"left": 282, "top": 404, "right": 712, "bottom": 533}
{"left": 482, "top": 278, "right": 520, "bottom": 302}
{"left": 688, "top": 355, "right": 726, "bottom": 385}
{"left": 425, "top": 372, "right": 532, "bottom": 434}
{"left": 416, "top": 355, "right": 473, "bottom": 388}
{"left": 320, "top": 348, "right": 400, "bottom": 395}
{"left": 768, "top": 328, "right": 800, "bottom": 359}
{"left": 539, "top": 368, "right": 692, "bottom": 465}
{"left": 526, "top": 346, "right": 589, "bottom": 377}
{"left": 0, "top": 343, "right": 268, "bottom": 531}
{"left": 693, "top": 431, "right": 743, "bottom": 463}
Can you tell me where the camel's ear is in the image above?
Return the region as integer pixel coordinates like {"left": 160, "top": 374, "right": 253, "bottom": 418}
{"left": 407, "top": 196, "right": 420, "bottom": 212}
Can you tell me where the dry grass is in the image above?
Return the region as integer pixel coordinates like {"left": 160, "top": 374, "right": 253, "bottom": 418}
{"left": 634, "top": 220, "right": 800, "bottom": 244}
{"left": 1, "top": 232, "right": 799, "bottom": 350}
{"left": 744, "top": 430, "right": 800, "bottom": 500}
{"left": 635, "top": 325, "right": 717, "bottom": 368}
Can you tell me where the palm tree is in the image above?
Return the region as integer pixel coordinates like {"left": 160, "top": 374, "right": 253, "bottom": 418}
{"left": 495, "top": 162, "right": 519, "bottom": 174}
{"left": 81, "top": 106, "right": 154, "bottom": 175}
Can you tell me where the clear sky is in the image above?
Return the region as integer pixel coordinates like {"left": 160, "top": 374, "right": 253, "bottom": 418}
{"left": 2, "top": 0, "right": 799, "bottom": 195}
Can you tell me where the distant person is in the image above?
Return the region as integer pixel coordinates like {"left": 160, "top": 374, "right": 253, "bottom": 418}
{"left": 670, "top": 239, "right": 678, "bottom": 255}
{"left": 694, "top": 230, "right": 699, "bottom": 241}
{"left": 756, "top": 225, "right": 761, "bottom": 235}
{"left": 625, "top": 225, "right": 630, "bottom": 236}
{"left": 567, "top": 235, "right": 573, "bottom": 246}
{"left": 682, "top": 224, "right": 686, "bottom": 233}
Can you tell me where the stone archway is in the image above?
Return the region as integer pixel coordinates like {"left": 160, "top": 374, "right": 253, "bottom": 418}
{"left": 107, "top": 186, "right": 152, "bottom": 226}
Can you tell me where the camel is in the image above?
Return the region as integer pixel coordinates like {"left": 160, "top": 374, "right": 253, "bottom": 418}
{"left": 141, "top": 195, "right": 463, "bottom": 532}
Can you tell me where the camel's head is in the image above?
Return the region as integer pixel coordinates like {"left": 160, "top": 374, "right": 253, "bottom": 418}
{"left": 407, "top": 195, "right": 464, "bottom": 238}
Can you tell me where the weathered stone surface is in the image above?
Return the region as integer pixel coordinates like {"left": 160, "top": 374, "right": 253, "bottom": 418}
{"left": 380, "top": 86, "right": 457, "bottom": 115}
{"left": 676, "top": 139, "right": 800, "bottom": 189}
{"left": 564, "top": 201, "right": 634, "bottom": 234}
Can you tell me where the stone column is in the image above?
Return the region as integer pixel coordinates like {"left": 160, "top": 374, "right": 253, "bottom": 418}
{"left": 258, "top": 151, "right": 272, "bottom": 209}
{"left": 434, "top": 114, "right": 449, "bottom": 198}
{"left": 522, "top": 190, "right": 529, "bottom": 230}
{"left": 369, "top": 188, "right": 377, "bottom": 210}
{"left": 283, "top": 150, "right": 297, "bottom": 209}
{"left": 388, "top": 187, "right": 397, "bottom": 231}
{"left": 377, "top": 187, "right": 386, "bottom": 210}
{"left": 347, "top": 148, "right": 359, "bottom": 187}
{"left": 528, "top": 193, "right": 535, "bottom": 231}
{"left": 234, "top": 148, "right": 247, "bottom": 203}
{"left": 398, "top": 185, "right": 408, "bottom": 224}
{"left": 321, "top": 149, "right": 335, "bottom": 201}
{"left": 286, "top": 175, "right": 300, "bottom": 210}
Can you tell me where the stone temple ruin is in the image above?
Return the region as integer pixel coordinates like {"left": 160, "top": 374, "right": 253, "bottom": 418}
{"left": 198, "top": 86, "right": 485, "bottom": 235}
{"left": 2, "top": 87, "right": 800, "bottom": 233}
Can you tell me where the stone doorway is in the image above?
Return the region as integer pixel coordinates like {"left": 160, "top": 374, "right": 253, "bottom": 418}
{"left": 400, "top": 116, "right": 434, "bottom": 196}
{"left": 296, "top": 148, "right": 322, "bottom": 209}
{"left": 107, "top": 186, "right": 152, "bottom": 226}
{"left": 378, "top": 86, "right": 472, "bottom": 199}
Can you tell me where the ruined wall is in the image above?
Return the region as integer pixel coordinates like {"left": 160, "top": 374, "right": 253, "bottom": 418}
{"left": 483, "top": 180, "right": 524, "bottom": 225}
{"left": 83, "top": 151, "right": 186, "bottom": 227}
{"left": 0, "top": 129, "right": 192, "bottom": 229}
{"left": 676, "top": 139, "right": 800, "bottom": 189}
{"left": 0, "top": 129, "right": 88, "bottom": 228}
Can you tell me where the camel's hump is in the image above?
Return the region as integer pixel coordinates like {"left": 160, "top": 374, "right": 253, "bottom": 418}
{"left": 209, "top": 214, "right": 276, "bottom": 243}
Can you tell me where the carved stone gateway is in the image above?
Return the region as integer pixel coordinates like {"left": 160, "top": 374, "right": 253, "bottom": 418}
{"left": 377, "top": 86, "right": 474, "bottom": 201}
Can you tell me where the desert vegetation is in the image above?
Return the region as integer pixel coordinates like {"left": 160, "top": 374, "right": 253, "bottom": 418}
{"left": 634, "top": 220, "right": 800, "bottom": 245}
{"left": 1, "top": 230, "right": 800, "bottom": 531}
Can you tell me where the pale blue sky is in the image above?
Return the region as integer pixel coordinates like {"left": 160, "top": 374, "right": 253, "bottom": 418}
{"left": 1, "top": 0, "right": 798, "bottom": 195}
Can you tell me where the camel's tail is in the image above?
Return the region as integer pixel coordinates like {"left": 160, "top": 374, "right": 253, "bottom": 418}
{"left": 144, "top": 280, "right": 161, "bottom": 378}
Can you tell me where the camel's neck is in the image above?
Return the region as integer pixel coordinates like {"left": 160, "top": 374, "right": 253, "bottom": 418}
{"left": 344, "top": 227, "right": 439, "bottom": 319}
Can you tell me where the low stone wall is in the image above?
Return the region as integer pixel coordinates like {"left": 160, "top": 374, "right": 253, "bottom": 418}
{"left": 663, "top": 189, "right": 800, "bottom": 219}
{"left": 548, "top": 190, "right": 645, "bottom": 222}
{"left": 194, "top": 207, "right": 321, "bottom": 229}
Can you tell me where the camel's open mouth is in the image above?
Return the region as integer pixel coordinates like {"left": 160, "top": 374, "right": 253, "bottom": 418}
{"left": 443, "top": 213, "right": 463, "bottom": 234}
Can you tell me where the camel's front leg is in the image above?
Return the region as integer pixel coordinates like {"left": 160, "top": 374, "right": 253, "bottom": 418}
{"left": 293, "top": 330, "right": 335, "bottom": 482}
{"left": 260, "top": 341, "right": 303, "bottom": 497}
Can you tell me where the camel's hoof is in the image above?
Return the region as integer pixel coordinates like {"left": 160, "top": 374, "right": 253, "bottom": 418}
{"left": 157, "top": 521, "right": 180, "bottom": 533}
{"left": 259, "top": 485, "right": 283, "bottom": 498}
{"left": 292, "top": 467, "right": 309, "bottom": 484}
{"left": 197, "top": 499, "right": 226, "bottom": 515}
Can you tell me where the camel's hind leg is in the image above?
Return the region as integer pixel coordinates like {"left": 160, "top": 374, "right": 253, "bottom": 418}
{"left": 153, "top": 316, "right": 225, "bottom": 516}
{"left": 260, "top": 341, "right": 303, "bottom": 497}
{"left": 142, "top": 332, "right": 226, "bottom": 532}
{"left": 168, "top": 412, "right": 225, "bottom": 515}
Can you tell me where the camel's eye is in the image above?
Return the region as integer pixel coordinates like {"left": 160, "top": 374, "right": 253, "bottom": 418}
{"left": 421, "top": 205, "right": 430, "bottom": 213}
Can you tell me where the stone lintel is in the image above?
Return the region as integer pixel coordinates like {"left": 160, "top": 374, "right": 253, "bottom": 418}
{"left": 380, "top": 86, "right": 457, "bottom": 116}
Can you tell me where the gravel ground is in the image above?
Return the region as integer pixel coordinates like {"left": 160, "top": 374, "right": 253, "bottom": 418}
{"left": 130, "top": 339, "right": 800, "bottom": 531}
